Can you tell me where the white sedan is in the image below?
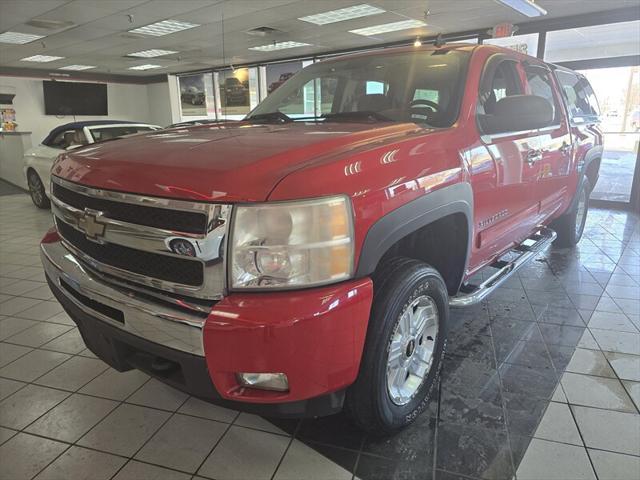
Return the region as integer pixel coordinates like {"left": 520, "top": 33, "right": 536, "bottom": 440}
{"left": 24, "top": 121, "right": 161, "bottom": 208}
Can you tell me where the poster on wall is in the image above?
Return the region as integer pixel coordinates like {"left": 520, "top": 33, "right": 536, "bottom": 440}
{"left": 179, "top": 74, "right": 206, "bottom": 116}
{"left": 265, "top": 61, "right": 303, "bottom": 95}
{"left": 219, "top": 68, "right": 250, "bottom": 115}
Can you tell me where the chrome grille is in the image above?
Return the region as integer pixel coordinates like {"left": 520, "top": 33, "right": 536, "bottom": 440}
{"left": 51, "top": 176, "right": 230, "bottom": 300}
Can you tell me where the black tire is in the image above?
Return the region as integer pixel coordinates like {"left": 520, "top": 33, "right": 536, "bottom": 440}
{"left": 346, "top": 257, "right": 448, "bottom": 435}
{"left": 553, "top": 177, "right": 590, "bottom": 247}
{"left": 27, "top": 170, "right": 50, "bottom": 209}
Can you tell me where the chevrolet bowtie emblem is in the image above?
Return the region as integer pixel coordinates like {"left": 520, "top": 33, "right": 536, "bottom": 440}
{"left": 79, "top": 210, "right": 106, "bottom": 240}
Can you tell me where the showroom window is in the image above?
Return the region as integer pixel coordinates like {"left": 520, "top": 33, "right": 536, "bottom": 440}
{"left": 544, "top": 20, "right": 640, "bottom": 63}
{"left": 178, "top": 73, "right": 215, "bottom": 120}
{"left": 483, "top": 33, "right": 539, "bottom": 57}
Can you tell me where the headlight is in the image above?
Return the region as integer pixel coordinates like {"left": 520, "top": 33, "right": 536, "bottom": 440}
{"left": 230, "top": 196, "right": 354, "bottom": 290}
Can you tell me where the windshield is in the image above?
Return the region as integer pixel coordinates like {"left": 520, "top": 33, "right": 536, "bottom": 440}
{"left": 247, "top": 49, "right": 470, "bottom": 128}
{"left": 89, "top": 126, "right": 156, "bottom": 142}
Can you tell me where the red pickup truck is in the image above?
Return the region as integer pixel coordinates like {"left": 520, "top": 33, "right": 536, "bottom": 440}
{"left": 41, "top": 43, "right": 602, "bottom": 434}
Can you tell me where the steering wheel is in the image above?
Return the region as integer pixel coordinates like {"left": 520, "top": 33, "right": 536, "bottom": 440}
{"left": 409, "top": 99, "right": 440, "bottom": 116}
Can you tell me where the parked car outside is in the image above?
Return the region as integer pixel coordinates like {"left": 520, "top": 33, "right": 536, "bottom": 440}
{"left": 24, "top": 120, "right": 161, "bottom": 208}
{"left": 181, "top": 86, "right": 205, "bottom": 105}
{"left": 41, "top": 44, "right": 601, "bottom": 434}
{"left": 222, "top": 77, "right": 249, "bottom": 106}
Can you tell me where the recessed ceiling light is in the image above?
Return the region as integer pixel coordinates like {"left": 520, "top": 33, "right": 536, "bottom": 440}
{"left": 0, "top": 31, "right": 45, "bottom": 44}
{"left": 59, "top": 65, "right": 96, "bottom": 71}
{"left": 20, "top": 55, "right": 65, "bottom": 63}
{"left": 299, "top": 4, "right": 385, "bottom": 25}
{"left": 495, "top": 0, "right": 547, "bottom": 17}
{"left": 249, "top": 41, "right": 311, "bottom": 52}
{"left": 128, "top": 64, "right": 163, "bottom": 70}
{"left": 129, "top": 19, "right": 200, "bottom": 36}
{"left": 349, "top": 19, "right": 427, "bottom": 36}
{"left": 127, "top": 49, "right": 178, "bottom": 58}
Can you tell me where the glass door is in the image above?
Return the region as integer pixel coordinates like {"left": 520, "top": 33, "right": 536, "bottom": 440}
{"left": 579, "top": 66, "right": 640, "bottom": 204}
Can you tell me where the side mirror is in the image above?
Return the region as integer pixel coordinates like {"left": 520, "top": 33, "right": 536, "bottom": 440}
{"left": 480, "top": 95, "right": 554, "bottom": 135}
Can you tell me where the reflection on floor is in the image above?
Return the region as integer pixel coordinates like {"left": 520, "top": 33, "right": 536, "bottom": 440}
{"left": 0, "top": 193, "right": 638, "bottom": 479}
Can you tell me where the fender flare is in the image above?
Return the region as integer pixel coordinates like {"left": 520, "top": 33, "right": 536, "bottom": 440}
{"left": 355, "top": 182, "right": 474, "bottom": 283}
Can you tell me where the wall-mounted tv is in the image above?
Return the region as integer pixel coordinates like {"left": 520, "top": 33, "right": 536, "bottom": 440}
{"left": 43, "top": 80, "right": 108, "bottom": 116}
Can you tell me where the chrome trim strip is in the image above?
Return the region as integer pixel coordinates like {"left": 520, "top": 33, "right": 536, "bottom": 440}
{"left": 41, "top": 241, "right": 209, "bottom": 355}
{"left": 449, "top": 227, "right": 557, "bottom": 308}
{"left": 50, "top": 176, "right": 230, "bottom": 300}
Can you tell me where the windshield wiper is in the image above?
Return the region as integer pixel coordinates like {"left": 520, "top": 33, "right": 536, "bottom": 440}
{"left": 245, "top": 111, "right": 292, "bottom": 124}
{"left": 321, "top": 111, "right": 392, "bottom": 123}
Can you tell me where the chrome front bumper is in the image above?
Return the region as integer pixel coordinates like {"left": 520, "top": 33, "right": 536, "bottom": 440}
{"left": 41, "top": 241, "right": 209, "bottom": 356}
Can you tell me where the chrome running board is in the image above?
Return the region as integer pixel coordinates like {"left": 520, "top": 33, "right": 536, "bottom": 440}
{"left": 449, "top": 227, "right": 557, "bottom": 308}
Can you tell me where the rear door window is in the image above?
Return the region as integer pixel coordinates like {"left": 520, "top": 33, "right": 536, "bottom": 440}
{"left": 554, "top": 70, "right": 600, "bottom": 123}
{"left": 524, "top": 65, "right": 562, "bottom": 124}
{"left": 89, "top": 126, "right": 155, "bottom": 142}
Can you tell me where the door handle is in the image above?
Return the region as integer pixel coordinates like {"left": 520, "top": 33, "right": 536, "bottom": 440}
{"left": 559, "top": 142, "right": 571, "bottom": 156}
{"left": 526, "top": 149, "right": 542, "bottom": 165}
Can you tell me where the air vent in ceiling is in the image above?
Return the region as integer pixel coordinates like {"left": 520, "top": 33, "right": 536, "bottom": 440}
{"left": 245, "top": 26, "right": 283, "bottom": 37}
{"left": 26, "top": 19, "right": 75, "bottom": 30}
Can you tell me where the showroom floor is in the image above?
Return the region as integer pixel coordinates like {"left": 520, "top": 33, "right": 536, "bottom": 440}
{"left": 0, "top": 192, "right": 638, "bottom": 480}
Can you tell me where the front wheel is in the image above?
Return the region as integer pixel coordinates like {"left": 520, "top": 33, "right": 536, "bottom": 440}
{"left": 346, "top": 257, "right": 448, "bottom": 435}
{"left": 553, "top": 177, "right": 590, "bottom": 247}
{"left": 27, "top": 170, "right": 50, "bottom": 209}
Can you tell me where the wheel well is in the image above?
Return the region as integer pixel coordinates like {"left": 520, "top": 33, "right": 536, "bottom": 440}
{"left": 375, "top": 213, "right": 468, "bottom": 295}
{"left": 584, "top": 157, "right": 600, "bottom": 192}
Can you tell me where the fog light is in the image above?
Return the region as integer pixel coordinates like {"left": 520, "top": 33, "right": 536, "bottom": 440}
{"left": 237, "top": 372, "right": 289, "bottom": 392}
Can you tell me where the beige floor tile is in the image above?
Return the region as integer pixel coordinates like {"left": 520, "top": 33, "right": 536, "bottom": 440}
{"left": 234, "top": 412, "right": 289, "bottom": 435}
{"left": 572, "top": 405, "right": 640, "bottom": 456}
{"left": 622, "top": 380, "right": 640, "bottom": 410}
{"left": 273, "top": 440, "right": 353, "bottom": 480}
{"left": 534, "top": 402, "right": 583, "bottom": 446}
{"left": 561, "top": 372, "right": 636, "bottom": 412}
{"left": 588, "top": 311, "right": 639, "bottom": 333}
{"left": 26, "top": 393, "right": 118, "bottom": 442}
{"left": 0, "top": 376, "right": 25, "bottom": 401}
{"left": 604, "top": 351, "right": 640, "bottom": 381}
{"left": 127, "top": 378, "right": 189, "bottom": 411}
{"left": 590, "top": 328, "right": 640, "bottom": 355}
{"left": 0, "top": 315, "right": 39, "bottom": 340}
{"left": 199, "top": 425, "right": 289, "bottom": 480}
{"left": 516, "top": 439, "right": 596, "bottom": 480}
{"left": 113, "top": 460, "right": 191, "bottom": 480}
{"left": 0, "top": 433, "right": 67, "bottom": 480}
{"left": 14, "top": 299, "right": 64, "bottom": 321}
{"left": 35, "top": 446, "right": 126, "bottom": 480}
{"left": 78, "top": 403, "right": 170, "bottom": 457}
{"left": 35, "top": 355, "right": 108, "bottom": 391}
{"left": 6, "top": 321, "right": 73, "bottom": 347}
{"left": 588, "top": 449, "right": 640, "bottom": 480}
{"left": 0, "top": 341, "right": 32, "bottom": 367}
{"left": 0, "top": 348, "right": 70, "bottom": 382}
{"left": 79, "top": 367, "right": 148, "bottom": 400}
{"left": 41, "top": 328, "right": 87, "bottom": 354}
{"left": 566, "top": 348, "right": 616, "bottom": 377}
{"left": 0, "top": 425, "right": 16, "bottom": 445}
{"left": 0, "top": 384, "right": 69, "bottom": 430}
{"left": 136, "top": 413, "right": 227, "bottom": 473}
{"left": 178, "top": 396, "right": 238, "bottom": 423}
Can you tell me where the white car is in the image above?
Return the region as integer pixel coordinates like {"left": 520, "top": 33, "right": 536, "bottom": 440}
{"left": 24, "top": 121, "right": 161, "bottom": 208}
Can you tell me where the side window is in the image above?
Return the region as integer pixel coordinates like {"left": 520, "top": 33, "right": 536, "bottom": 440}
{"left": 48, "top": 129, "right": 84, "bottom": 149}
{"left": 478, "top": 60, "right": 522, "bottom": 115}
{"left": 524, "top": 65, "right": 561, "bottom": 123}
{"left": 555, "top": 70, "right": 600, "bottom": 122}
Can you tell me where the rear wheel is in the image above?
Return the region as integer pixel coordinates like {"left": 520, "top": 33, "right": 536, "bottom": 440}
{"left": 346, "top": 257, "right": 448, "bottom": 435}
{"left": 27, "top": 170, "right": 50, "bottom": 209}
{"left": 553, "top": 178, "right": 590, "bottom": 247}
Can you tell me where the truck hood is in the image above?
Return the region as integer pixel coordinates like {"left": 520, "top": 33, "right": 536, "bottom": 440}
{"left": 52, "top": 122, "right": 420, "bottom": 202}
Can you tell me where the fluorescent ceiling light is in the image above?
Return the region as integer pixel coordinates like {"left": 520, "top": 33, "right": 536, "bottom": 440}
{"left": 59, "top": 65, "right": 96, "bottom": 71}
{"left": 349, "top": 19, "right": 426, "bottom": 36}
{"left": 128, "top": 49, "right": 177, "bottom": 58}
{"left": 299, "top": 4, "right": 385, "bottom": 25}
{"left": 20, "top": 55, "right": 64, "bottom": 62}
{"left": 0, "top": 31, "right": 45, "bottom": 44}
{"left": 129, "top": 19, "right": 200, "bottom": 36}
{"left": 495, "top": 0, "right": 547, "bottom": 17}
{"left": 249, "top": 41, "right": 311, "bottom": 52}
{"left": 128, "top": 64, "right": 163, "bottom": 70}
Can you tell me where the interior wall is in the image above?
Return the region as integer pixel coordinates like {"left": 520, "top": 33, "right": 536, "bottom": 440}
{"left": 0, "top": 76, "right": 169, "bottom": 146}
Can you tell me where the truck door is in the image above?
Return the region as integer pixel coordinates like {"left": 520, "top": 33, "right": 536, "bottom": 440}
{"left": 473, "top": 56, "right": 540, "bottom": 263}
{"left": 522, "top": 63, "right": 573, "bottom": 222}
